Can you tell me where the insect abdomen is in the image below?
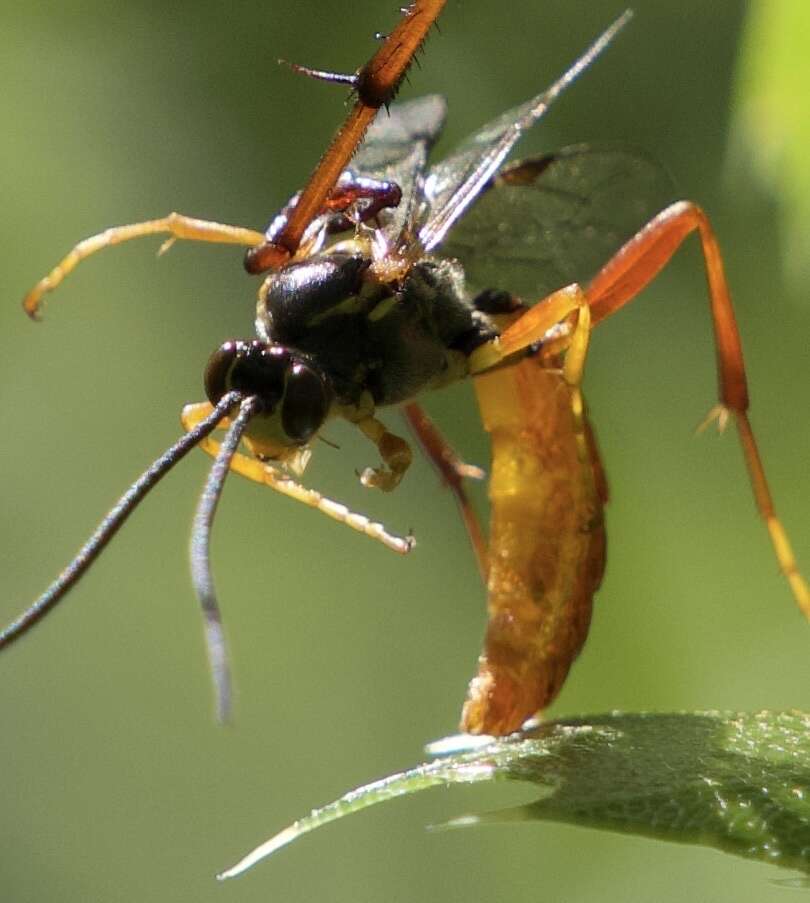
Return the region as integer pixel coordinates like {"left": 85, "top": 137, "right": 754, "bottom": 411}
{"left": 462, "top": 358, "right": 607, "bottom": 735}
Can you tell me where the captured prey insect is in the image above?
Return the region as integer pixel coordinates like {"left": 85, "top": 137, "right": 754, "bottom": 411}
{"left": 2, "top": 7, "right": 809, "bottom": 736}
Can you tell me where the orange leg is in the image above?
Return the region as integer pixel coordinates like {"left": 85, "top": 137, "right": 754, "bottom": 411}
{"left": 402, "top": 402, "right": 488, "bottom": 582}
{"left": 248, "top": 0, "right": 447, "bottom": 270}
{"left": 24, "top": 214, "right": 265, "bottom": 319}
{"left": 585, "top": 200, "right": 809, "bottom": 616}
{"left": 468, "top": 284, "right": 585, "bottom": 373}
{"left": 467, "top": 202, "right": 808, "bottom": 616}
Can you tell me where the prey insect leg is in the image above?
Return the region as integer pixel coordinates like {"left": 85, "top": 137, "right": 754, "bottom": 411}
{"left": 24, "top": 214, "right": 265, "bottom": 318}
{"left": 180, "top": 404, "right": 414, "bottom": 554}
{"left": 402, "top": 402, "right": 488, "bottom": 582}
{"left": 586, "top": 200, "right": 810, "bottom": 615}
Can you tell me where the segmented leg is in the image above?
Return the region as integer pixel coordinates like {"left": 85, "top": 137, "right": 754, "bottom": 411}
{"left": 468, "top": 283, "right": 586, "bottom": 373}
{"left": 584, "top": 200, "right": 809, "bottom": 616}
{"left": 355, "top": 415, "right": 413, "bottom": 492}
{"left": 472, "top": 201, "right": 809, "bottom": 616}
{"left": 402, "top": 402, "right": 488, "bottom": 582}
{"left": 248, "top": 0, "right": 447, "bottom": 270}
{"left": 180, "top": 403, "right": 413, "bottom": 554}
{"left": 24, "top": 214, "right": 265, "bottom": 318}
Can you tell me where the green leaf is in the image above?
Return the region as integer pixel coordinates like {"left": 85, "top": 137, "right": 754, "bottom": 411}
{"left": 732, "top": 1, "right": 810, "bottom": 284}
{"left": 218, "top": 711, "right": 810, "bottom": 881}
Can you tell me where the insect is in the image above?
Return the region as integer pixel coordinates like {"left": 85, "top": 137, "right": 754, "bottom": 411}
{"left": 2, "top": 5, "right": 808, "bottom": 735}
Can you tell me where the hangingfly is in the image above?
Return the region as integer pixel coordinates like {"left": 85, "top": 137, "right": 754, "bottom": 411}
{"left": 2, "top": 6, "right": 808, "bottom": 735}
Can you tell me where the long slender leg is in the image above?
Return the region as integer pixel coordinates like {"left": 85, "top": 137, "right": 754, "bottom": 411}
{"left": 557, "top": 294, "right": 611, "bottom": 503}
{"left": 248, "top": 0, "right": 447, "bottom": 270}
{"left": 402, "top": 402, "right": 488, "bottom": 582}
{"left": 466, "top": 202, "right": 809, "bottom": 616}
{"left": 589, "top": 201, "right": 745, "bottom": 405}
{"left": 583, "top": 200, "right": 810, "bottom": 615}
{"left": 560, "top": 300, "right": 594, "bottom": 472}
{"left": 24, "top": 214, "right": 265, "bottom": 318}
{"left": 180, "top": 403, "right": 413, "bottom": 554}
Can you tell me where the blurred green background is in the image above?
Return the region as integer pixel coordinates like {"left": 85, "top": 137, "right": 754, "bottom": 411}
{"left": 1, "top": 1, "right": 809, "bottom": 900}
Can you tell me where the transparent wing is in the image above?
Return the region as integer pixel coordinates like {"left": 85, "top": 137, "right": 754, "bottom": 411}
{"left": 353, "top": 94, "right": 447, "bottom": 179}
{"left": 439, "top": 145, "right": 676, "bottom": 301}
{"left": 351, "top": 94, "right": 447, "bottom": 241}
{"left": 417, "top": 11, "right": 632, "bottom": 253}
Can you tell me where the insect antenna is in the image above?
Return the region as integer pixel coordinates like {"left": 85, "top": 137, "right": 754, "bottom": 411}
{"left": 189, "top": 394, "right": 261, "bottom": 723}
{"left": 0, "top": 390, "right": 243, "bottom": 652}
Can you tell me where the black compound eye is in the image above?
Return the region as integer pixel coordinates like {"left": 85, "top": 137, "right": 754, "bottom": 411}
{"left": 204, "top": 341, "right": 290, "bottom": 413}
{"left": 204, "top": 341, "right": 241, "bottom": 404}
{"left": 281, "top": 361, "right": 331, "bottom": 443}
